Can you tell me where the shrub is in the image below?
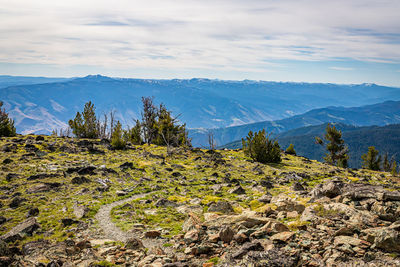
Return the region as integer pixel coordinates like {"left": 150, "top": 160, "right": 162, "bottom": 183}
{"left": 0, "top": 101, "right": 16, "bottom": 137}
{"left": 285, "top": 144, "right": 296, "bottom": 155}
{"left": 361, "top": 146, "right": 381, "bottom": 171}
{"left": 69, "top": 101, "right": 99, "bottom": 138}
{"left": 124, "top": 120, "right": 142, "bottom": 145}
{"left": 111, "top": 121, "right": 126, "bottom": 149}
{"left": 242, "top": 129, "right": 281, "bottom": 164}
{"left": 315, "top": 124, "right": 348, "bottom": 168}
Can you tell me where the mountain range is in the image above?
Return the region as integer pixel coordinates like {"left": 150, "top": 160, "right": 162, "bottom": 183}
{"left": 191, "top": 100, "right": 400, "bottom": 147}
{"left": 1, "top": 75, "right": 399, "bottom": 136}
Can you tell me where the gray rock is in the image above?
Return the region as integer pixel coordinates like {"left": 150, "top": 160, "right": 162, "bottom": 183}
{"left": 229, "top": 185, "right": 246, "bottom": 195}
{"left": 0, "top": 218, "right": 39, "bottom": 243}
{"left": 125, "top": 237, "right": 144, "bottom": 250}
{"left": 208, "top": 201, "right": 234, "bottom": 214}
{"left": 219, "top": 226, "right": 235, "bottom": 243}
{"left": 232, "top": 241, "right": 264, "bottom": 259}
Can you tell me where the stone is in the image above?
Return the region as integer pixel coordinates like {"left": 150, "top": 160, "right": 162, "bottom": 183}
{"left": 367, "top": 227, "right": 400, "bottom": 252}
{"left": 229, "top": 185, "right": 246, "bottom": 195}
{"left": 292, "top": 182, "right": 305, "bottom": 191}
{"left": 125, "top": 238, "right": 144, "bottom": 250}
{"left": 71, "top": 176, "right": 91, "bottom": 184}
{"left": 232, "top": 241, "right": 264, "bottom": 259}
{"left": 207, "top": 201, "right": 234, "bottom": 214}
{"left": 61, "top": 218, "right": 78, "bottom": 227}
{"left": 258, "top": 193, "right": 272, "bottom": 203}
{"left": 310, "top": 180, "right": 343, "bottom": 199}
{"left": 270, "top": 231, "right": 295, "bottom": 242}
{"left": 26, "top": 184, "right": 52, "bottom": 193}
{"left": 116, "top": 190, "right": 127, "bottom": 196}
{"left": 73, "top": 204, "right": 89, "bottom": 219}
{"left": 334, "top": 236, "right": 370, "bottom": 248}
{"left": 120, "top": 162, "right": 134, "bottom": 170}
{"left": 155, "top": 198, "right": 177, "bottom": 207}
{"left": 27, "top": 207, "right": 39, "bottom": 217}
{"left": 0, "top": 218, "right": 39, "bottom": 243}
{"left": 145, "top": 230, "right": 161, "bottom": 238}
{"left": 219, "top": 226, "right": 235, "bottom": 243}
{"left": 75, "top": 240, "right": 91, "bottom": 250}
{"left": 184, "top": 229, "right": 199, "bottom": 244}
{"left": 0, "top": 217, "right": 5, "bottom": 225}
{"left": 0, "top": 240, "right": 9, "bottom": 256}
{"left": 9, "top": 196, "right": 25, "bottom": 208}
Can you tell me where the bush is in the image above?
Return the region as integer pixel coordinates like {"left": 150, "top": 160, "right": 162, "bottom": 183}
{"left": 0, "top": 101, "right": 16, "bottom": 137}
{"left": 315, "top": 124, "right": 348, "bottom": 168}
{"left": 242, "top": 129, "right": 281, "bottom": 164}
{"left": 69, "top": 101, "right": 99, "bottom": 138}
{"left": 285, "top": 144, "right": 296, "bottom": 155}
{"left": 111, "top": 121, "right": 126, "bottom": 149}
{"left": 361, "top": 146, "right": 381, "bottom": 171}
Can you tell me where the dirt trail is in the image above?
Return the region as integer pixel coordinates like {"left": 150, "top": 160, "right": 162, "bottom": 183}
{"left": 95, "top": 192, "right": 163, "bottom": 248}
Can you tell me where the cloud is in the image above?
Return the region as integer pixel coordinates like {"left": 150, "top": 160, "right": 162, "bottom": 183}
{"left": 0, "top": 0, "right": 399, "bottom": 74}
{"left": 330, "top": 67, "right": 354, "bottom": 71}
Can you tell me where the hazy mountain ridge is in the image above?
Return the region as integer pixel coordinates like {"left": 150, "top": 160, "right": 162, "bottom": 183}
{"left": 191, "top": 100, "right": 400, "bottom": 147}
{"left": 1, "top": 75, "right": 399, "bottom": 136}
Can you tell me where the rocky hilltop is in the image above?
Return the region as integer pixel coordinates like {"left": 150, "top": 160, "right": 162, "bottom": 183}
{"left": 1, "top": 135, "right": 400, "bottom": 266}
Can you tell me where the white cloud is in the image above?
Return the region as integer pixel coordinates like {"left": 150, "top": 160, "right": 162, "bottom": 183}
{"left": 330, "top": 67, "right": 354, "bottom": 71}
{"left": 0, "top": 0, "right": 399, "bottom": 73}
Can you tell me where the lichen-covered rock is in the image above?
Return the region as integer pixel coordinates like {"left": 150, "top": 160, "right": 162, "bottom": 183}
{"left": 0, "top": 218, "right": 39, "bottom": 243}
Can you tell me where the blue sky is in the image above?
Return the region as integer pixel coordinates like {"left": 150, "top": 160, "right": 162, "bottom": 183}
{"left": 0, "top": 0, "right": 399, "bottom": 86}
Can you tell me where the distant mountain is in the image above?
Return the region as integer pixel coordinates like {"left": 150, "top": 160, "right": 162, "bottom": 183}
{"left": 222, "top": 123, "right": 400, "bottom": 168}
{"left": 0, "top": 75, "right": 70, "bottom": 89}
{"left": 0, "top": 75, "right": 399, "bottom": 135}
{"left": 191, "top": 100, "right": 400, "bottom": 147}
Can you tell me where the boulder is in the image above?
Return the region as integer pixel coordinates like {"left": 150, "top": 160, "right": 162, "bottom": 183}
{"left": 71, "top": 176, "right": 91, "bottom": 184}
{"left": 364, "top": 227, "right": 400, "bottom": 253}
{"left": 219, "top": 226, "right": 235, "bottom": 243}
{"left": 270, "top": 231, "right": 295, "bottom": 243}
{"left": 184, "top": 229, "right": 200, "bottom": 244}
{"left": 144, "top": 230, "right": 161, "bottom": 238}
{"left": 208, "top": 201, "right": 234, "bottom": 214}
{"left": 229, "top": 185, "right": 246, "bottom": 195}
{"left": 125, "top": 238, "right": 144, "bottom": 250}
{"left": 231, "top": 241, "right": 264, "bottom": 259}
{"left": 0, "top": 218, "right": 39, "bottom": 243}
{"left": 73, "top": 204, "right": 90, "bottom": 219}
{"left": 310, "top": 180, "right": 343, "bottom": 199}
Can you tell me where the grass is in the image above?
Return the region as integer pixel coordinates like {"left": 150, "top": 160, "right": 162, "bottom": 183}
{"left": 0, "top": 134, "right": 394, "bottom": 249}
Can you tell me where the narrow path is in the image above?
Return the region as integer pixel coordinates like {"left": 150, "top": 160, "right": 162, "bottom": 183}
{"left": 95, "top": 192, "right": 151, "bottom": 243}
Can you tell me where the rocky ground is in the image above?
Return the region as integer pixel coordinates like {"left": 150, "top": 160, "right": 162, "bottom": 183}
{"left": 0, "top": 135, "right": 400, "bottom": 266}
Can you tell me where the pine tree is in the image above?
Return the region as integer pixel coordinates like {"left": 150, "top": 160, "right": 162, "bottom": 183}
{"left": 111, "top": 121, "right": 126, "bottom": 149}
{"left": 69, "top": 101, "right": 99, "bottom": 139}
{"left": 82, "top": 101, "right": 98, "bottom": 139}
{"left": 124, "top": 119, "right": 142, "bottom": 145}
{"left": 0, "top": 101, "right": 16, "bottom": 137}
{"left": 242, "top": 129, "right": 281, "bottom": 164}
{"left": 383, "top": 153, "right": 391, "bottom": 172}
{"left": 141, "top": 97, "right": 158, "bottom": 144}
{"left": 361, "top": 146, "right": 381, "bottom": 171}
{"left": 391, "top": 161, "right": 398, "bottom": 176}
{"left": 315, "top": 124, "right": 348, "bottom": 168}
{"left": 285, "top": 144, "right": 296, "bottom": 155}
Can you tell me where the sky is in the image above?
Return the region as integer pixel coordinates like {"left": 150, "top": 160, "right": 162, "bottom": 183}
{"left": 0, "top": 0, "right": 400, "bottom": 86}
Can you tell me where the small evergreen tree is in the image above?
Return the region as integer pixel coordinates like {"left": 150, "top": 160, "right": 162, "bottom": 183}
{"left": 315, "top": 124, "right": 348, "bottom": 168}
{"left": 154, "top": 103, "right": 189, "bottom": 147}
{"left": 124, "top": 119, "right": 142, "bottom": 145}
{"left": 361, "top": 146, "right": 381, "bottom": 171}
{"left": 285, "top": 144, "right": 296, "bottom": 155}
{"left": 111, "top": 121, "right": 126, "bottom": 149}
{"left": 383, "top": 153, "right": 391, "bottom": 172}
{"left": 141, "top": 97, "right": 158, "bottom": 144}
{"left": 391, "top": 161, "right": 398, "bottom": 176}
{"left": 69, "top": 101, "right": 99, "bottom": 139}
{"left": 0, "top": 101, "right": 16, "bottom": 137}
{"left": 242, "top": 129, "right": 281, "bottom": 164}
